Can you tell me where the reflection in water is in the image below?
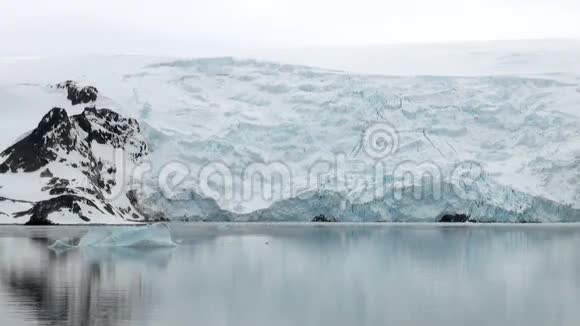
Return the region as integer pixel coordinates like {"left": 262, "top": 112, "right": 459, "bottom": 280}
{"left": 1, "top": 225, "right": 580, "bottom": 326}
{"left": 0, "top": 234, "right": 174, "bottom": 326}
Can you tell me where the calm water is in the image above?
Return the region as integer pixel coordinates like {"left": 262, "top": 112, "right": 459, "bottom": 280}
{"left": 1, "top": 224, "right": 580, "bottom": 326}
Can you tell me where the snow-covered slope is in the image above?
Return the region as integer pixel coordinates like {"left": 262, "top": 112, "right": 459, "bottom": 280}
{"left": 249, "top": 39, "right": 580, "bottom": 77}
{"left": 1, "top": 42, "right": 580, "bottom": 223}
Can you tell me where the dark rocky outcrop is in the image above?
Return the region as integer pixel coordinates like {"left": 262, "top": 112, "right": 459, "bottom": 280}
{"left": 0, "top": 196, "right": 34, "bottom": 204}
{"left": 56, "top": 81, "right": 98, "bottom": 105}
{"left": 438, "top": 213, "right": 471, "bottom": 223}
{"left": 0, "top": 108, "right": 76, "bottom": 173}
{"left": 75, "top": 107, "right": 147, "bottom": 160}
{"left": 40, "top": 168, "right": 54, "bottom": 178}
{"left": 312, "top": 214, "right": 338, "bottom": 223}
{"left": 14, "top": 195, "right": 102, "bottom": 225}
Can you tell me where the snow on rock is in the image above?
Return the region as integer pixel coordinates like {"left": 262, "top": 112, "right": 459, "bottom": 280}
{"left": 0, "top": 108, "right": 76, "bottom": 173}
{"left": 0, "top": 91, "right": 156, "bottom": 224}
{"left": 55, "top": 80, "right": 98, "bottom": 106}
{"left": 0, "top": 196, "right": 34, "bottom": 224}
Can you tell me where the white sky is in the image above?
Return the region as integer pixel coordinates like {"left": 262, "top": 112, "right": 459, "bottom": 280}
{"left": 1, "top": 0, "right": 580, "bottom": 56}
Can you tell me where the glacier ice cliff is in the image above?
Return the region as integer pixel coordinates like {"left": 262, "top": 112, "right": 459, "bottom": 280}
{"left": 126, "top": 58, "right": 580, "bottom": 223}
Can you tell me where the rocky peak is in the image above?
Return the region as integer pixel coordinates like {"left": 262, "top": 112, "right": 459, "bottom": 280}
{"left": 0, "top": 108, "right": 77, "bottom": 173}
{"left": 39, "top": 107, "right": 69, "bottom": 130}
{"left": 0, "top": 106, "right": 148, "bottom": 175}
{"left": 56, "top": 81, "right": 98, "bottom": 105}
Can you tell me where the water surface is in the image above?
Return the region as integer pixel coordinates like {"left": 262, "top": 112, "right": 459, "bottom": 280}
{"left": 1, "top": 223, "right": 580, "bottom": 326}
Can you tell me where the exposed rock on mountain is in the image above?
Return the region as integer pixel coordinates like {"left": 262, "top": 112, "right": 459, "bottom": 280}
{"left": 56, "top": 81, "right": 98, "bottom": 105}
{"left": 311, "top": 214, "right": 339, "bottom": 223}
{"left": 0, "top": 101, "right": 151, "bottom": 224}
{"left": 438, "top": 213, "right": 471, "bottom": 223}
{"left": 0, "top": 108, "right": 75, "bottom": 173}
{"left": 40, "top": 168, "right": 54, "bottom": 178}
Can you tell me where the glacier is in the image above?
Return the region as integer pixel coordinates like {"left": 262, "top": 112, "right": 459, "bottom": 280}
{"left": 1, "top": 41, "right": 580, "bottom": 223}
{"left": 127, "top": 58, "right": 580, "bottom": 222}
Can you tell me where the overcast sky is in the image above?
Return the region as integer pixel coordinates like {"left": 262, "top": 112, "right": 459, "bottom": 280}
{"left": 1, "top": 0, "right": 580, "bottom": 56}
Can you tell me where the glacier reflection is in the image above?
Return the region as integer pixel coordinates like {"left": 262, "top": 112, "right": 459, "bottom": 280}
{"left": 1, "top": 224, "right": 580, "bottom": 326}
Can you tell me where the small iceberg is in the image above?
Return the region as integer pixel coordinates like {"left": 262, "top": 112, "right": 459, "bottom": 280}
{"left": 49, "top": 223, "right": 177, "bottom": 253}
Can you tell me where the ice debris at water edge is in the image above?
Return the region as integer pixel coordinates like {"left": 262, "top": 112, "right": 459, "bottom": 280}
{"left": 48, "top": 223, "right": 177, "bottom": 252}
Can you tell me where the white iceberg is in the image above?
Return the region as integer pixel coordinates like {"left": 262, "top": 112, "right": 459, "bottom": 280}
{"left": 49, "top": 223, "right": 177, "bottom": 252}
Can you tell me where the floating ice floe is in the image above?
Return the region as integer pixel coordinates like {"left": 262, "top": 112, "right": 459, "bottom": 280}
{"left": 48, "top": 223, "right": 177, "bottom": 252}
